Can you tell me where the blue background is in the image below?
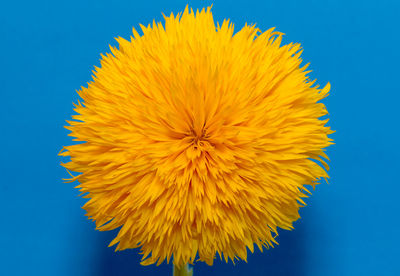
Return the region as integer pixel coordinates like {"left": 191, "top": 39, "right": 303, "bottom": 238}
{"left": 1, "top": 0, "right": 399, "bottom": 275}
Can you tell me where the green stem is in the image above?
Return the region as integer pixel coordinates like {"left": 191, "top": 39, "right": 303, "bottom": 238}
{"left": 173, "top": 263, "right": 193, "bottom": 276}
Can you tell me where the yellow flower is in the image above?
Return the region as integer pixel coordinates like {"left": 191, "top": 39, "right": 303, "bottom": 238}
{"left": 60, "top": 6, "right": 333, "bottom": 267}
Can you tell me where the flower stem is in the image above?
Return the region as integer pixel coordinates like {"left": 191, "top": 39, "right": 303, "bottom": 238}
{"left": 173, "top": 263, "right": 193, "bottom": 276}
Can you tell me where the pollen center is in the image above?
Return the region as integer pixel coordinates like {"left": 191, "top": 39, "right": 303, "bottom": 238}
{"left": 189, "top": 127, "right": 209, "bottom": 150}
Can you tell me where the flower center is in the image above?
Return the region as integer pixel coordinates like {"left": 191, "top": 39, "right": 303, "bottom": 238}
{"left": 190, "top": 127, "right": 209, "bottom": 150}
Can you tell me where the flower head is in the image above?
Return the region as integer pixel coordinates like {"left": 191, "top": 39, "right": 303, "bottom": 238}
{"left": 60, "top": 6, "right": 333, "bottom": 267}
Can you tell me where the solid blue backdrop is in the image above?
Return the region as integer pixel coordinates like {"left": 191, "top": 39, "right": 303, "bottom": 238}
{"left": 1, "top": 0, "right": 399, "bottom": 275}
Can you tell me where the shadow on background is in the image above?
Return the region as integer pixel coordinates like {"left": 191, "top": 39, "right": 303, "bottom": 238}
{"left": 95, "top": 230, "right": 171, "bottom": 276}
{"left": 93, "top": 219, "right": 308, "bottom": 276}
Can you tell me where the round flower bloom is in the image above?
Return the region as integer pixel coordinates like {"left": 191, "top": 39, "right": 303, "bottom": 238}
{"left": 60, "top": 6, "right": 333, "bottom": 267}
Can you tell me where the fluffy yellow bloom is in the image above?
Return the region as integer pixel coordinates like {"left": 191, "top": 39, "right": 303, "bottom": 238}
{"left": 60, "top": 6, "right": 333, "bottom": 267}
